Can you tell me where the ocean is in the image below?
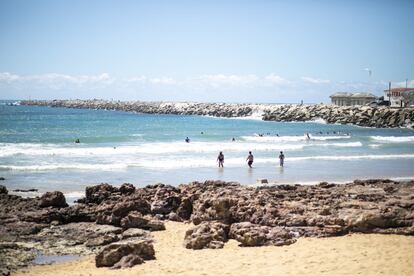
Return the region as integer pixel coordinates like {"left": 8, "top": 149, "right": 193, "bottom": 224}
{"left": 1, "top": 101, "right": 414, "bottom": 201}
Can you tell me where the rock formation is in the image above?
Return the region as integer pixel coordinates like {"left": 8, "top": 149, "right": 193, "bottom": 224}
{"left": 1, "top": 179, "right": 414, "bottom": 273}
{"left": 21, "top": 100, "right": 414, "bottom": 128}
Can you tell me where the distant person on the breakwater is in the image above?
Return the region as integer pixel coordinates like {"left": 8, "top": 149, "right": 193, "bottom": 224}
{"left": 279, "top": 151, "right": 285, "bottom": 167}
{"left": 185, "top": 137, "right": 190, "bottom": 143}
{"left": 246, "top": 151, "right": 254, "bottom": 168}
{"left": 217, "top": 151, "right": 224, "bottom": 168}
{"left": 74, "top": 138, "right": 80, "bottom": 143}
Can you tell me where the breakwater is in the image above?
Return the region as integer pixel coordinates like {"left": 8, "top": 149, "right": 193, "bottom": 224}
{"left": 21, "top": 100, "right": 414, "bottom": 128}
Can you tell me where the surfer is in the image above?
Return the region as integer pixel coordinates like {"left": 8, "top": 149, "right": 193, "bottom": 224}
{"left": 74, "top": 138, "right": 80, "bottom": 143}
{"left": 185, "top": 137, "right": 190, "bottom": 143}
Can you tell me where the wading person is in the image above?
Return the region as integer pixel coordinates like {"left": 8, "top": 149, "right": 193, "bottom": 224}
{"left": 279, "top": 151, "right": 285, "bottom": 167}
{"left": 217, "top": 151, "right": 224, "bottom": 167}
{"left": 246, "top": 151, "right": 254, "bottom": 168}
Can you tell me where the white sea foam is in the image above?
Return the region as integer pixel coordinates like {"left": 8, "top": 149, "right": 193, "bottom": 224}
{"left": 370, "top": 136, "right": 414, "bottom": 143}
{"left": 241, "top": 135, "right": 350, "bottom": 142}
{"left": 0, "top": 163, "right": 129, "bottom": 171}
{"left": 317, "top": 142, "right": 363, "bottom": 147}
{"left": 0, "top": 141, "right": 305, "bottom": 157}
{"left": 304, "top": 118, "right": 327, "bottom": 124}
{"left": 3, "top": 154, "right": 413, "bottom": 171}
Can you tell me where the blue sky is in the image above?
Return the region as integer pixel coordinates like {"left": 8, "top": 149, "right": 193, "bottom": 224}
{"left": 0, "top": 0, "right": 413, "bottom": 102}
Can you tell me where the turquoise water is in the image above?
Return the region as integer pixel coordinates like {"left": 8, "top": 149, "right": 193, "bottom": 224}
{"left": 1, "top": 101, "right": 414, "bottom": 199}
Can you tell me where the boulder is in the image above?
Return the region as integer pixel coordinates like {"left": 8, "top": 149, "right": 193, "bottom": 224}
{"left": 120, "top": 211, "right": 149, "bottom": 229}
{"left": 184, "top": 221, "right": 229, "bottom": 249}
{"left": 0, "top": 185, "right": 8, "bottom": 194}
{"left": 39, "top": 191, "right": 67, "bottom": 208}
{"left": 95, "top": 240, "right": 155, "bottom": 268}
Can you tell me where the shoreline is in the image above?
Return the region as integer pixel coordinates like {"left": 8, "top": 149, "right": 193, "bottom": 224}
{"left": 1, "top": 178, "right": 414, "bottom": 274}
{"left": 20, "top": 99, "right": 414, "bottom": 128}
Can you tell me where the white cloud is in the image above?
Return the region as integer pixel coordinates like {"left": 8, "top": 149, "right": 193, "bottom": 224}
{"left": 149, "top": 77, "right": 176, "bottom": 85}
{"left": 301, "top": 76, "right": 330, "bottom": 84}
{"left": 264, "top": 73, "right": 289, "bottom": 85}
{"left": 0, "top": 72, "right": 114, "bottom": 90}
{"left": 0, "top": 71, "right": 394, "bottom": 102}
{"left": 198, "top": 74, "right": 259, "bottom": 88}
{"left": 0, "top": 72, "right": 20, "bottom": 82}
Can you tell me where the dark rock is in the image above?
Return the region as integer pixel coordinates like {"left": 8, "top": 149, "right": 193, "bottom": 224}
{"left": 39, "top": 191, "right": 68, "bottom": 208}
{"left": 147, "top": 220, "right": 166, "bottom": 231}
{"left": 0, "top": 177, "right": 5, "bottom": 181}
{"left": 85, "top": 183, "right": 118, "bottom": 204}
{"left": 12, "top": 189, "right": 38, "bottom": 193}
{"left": 120, "top": 211, "right": 149, "bottom": 229}
{"left": 119, "top": 183, "right": 135, "bottom": 195}
{"left": 184, "top": 221, "right": 229, "bottom": 249}
{"left": 0, "top": 185, "right": 8, "bottom": 194}
{"left": 95, "top": 240, "right": 155, "bottom": 268}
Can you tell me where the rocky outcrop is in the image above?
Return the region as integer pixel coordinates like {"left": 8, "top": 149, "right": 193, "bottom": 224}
{"left": 21, "top": 100, "right": 414, "bottom": 128}
{"left": 184, "top": 221, "right": 229, "bottom": 249}
{"left": 262, "top": 104, "right": 414, "bottom": 128}
{"left": 1, "top": 179, "right": 414, "bottom": 273}
{"left": 95, "top": 240, "right": 155, "bottom": 269}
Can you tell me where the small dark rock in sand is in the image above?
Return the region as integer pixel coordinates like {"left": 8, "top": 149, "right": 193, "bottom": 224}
{"left": 95, "top": 240, "right": 155, "bottom": 269}
{"left": 184, "top": 221, "right": 229, "bottom": 249}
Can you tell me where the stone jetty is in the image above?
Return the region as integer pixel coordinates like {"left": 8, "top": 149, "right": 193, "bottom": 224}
{"left": 1, "top": 179, "right": 414, "bottom": 273}
{"left": 21, "top": 99, "right": 414, "bottom": 128}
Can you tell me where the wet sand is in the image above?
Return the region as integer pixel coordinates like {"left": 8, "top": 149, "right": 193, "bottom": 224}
{"left": 15, "top": 221, "right": 414, "bottom": 276}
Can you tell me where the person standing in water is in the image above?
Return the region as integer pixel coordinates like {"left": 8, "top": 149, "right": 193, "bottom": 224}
{"left": 217, "top": 151, "right": 224, "bottom": 167}
{"left": 185, "top": 137, "right": 190, "bottom": 143}
{"left": 279, "top": 151, "right": 285, "bottom": 167}
{"left": 246, "top": 151, "right": 254, "bottom": 168}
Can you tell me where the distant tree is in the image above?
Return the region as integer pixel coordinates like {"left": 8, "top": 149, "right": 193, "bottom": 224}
{"left": 401, "top": 91, "right": 414, "bottom": 107}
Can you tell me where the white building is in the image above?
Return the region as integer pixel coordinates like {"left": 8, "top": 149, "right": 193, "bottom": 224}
{"left": 384, "top": 88, "right": 414, "bottom": 107}
{"left": 330, "top": 92, "right": 377, "bottom": 106}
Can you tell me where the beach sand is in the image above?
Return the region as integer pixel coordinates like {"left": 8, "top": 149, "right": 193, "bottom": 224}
{"left": 15, "top": 221, "right": 414, "bottom": 276}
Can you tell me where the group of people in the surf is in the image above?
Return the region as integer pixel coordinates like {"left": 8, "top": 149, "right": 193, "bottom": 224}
{"left": 217, "top": 150, "right": 285, "bottom": 168}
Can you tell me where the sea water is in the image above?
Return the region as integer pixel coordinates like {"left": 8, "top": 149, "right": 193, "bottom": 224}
{"left": 1, "top": 101, "right": 414, "bottom": 199}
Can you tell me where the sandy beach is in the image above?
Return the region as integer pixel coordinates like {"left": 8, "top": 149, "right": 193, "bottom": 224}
{"left": 15, "top": 221, "right": 414, "bottom": 276}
